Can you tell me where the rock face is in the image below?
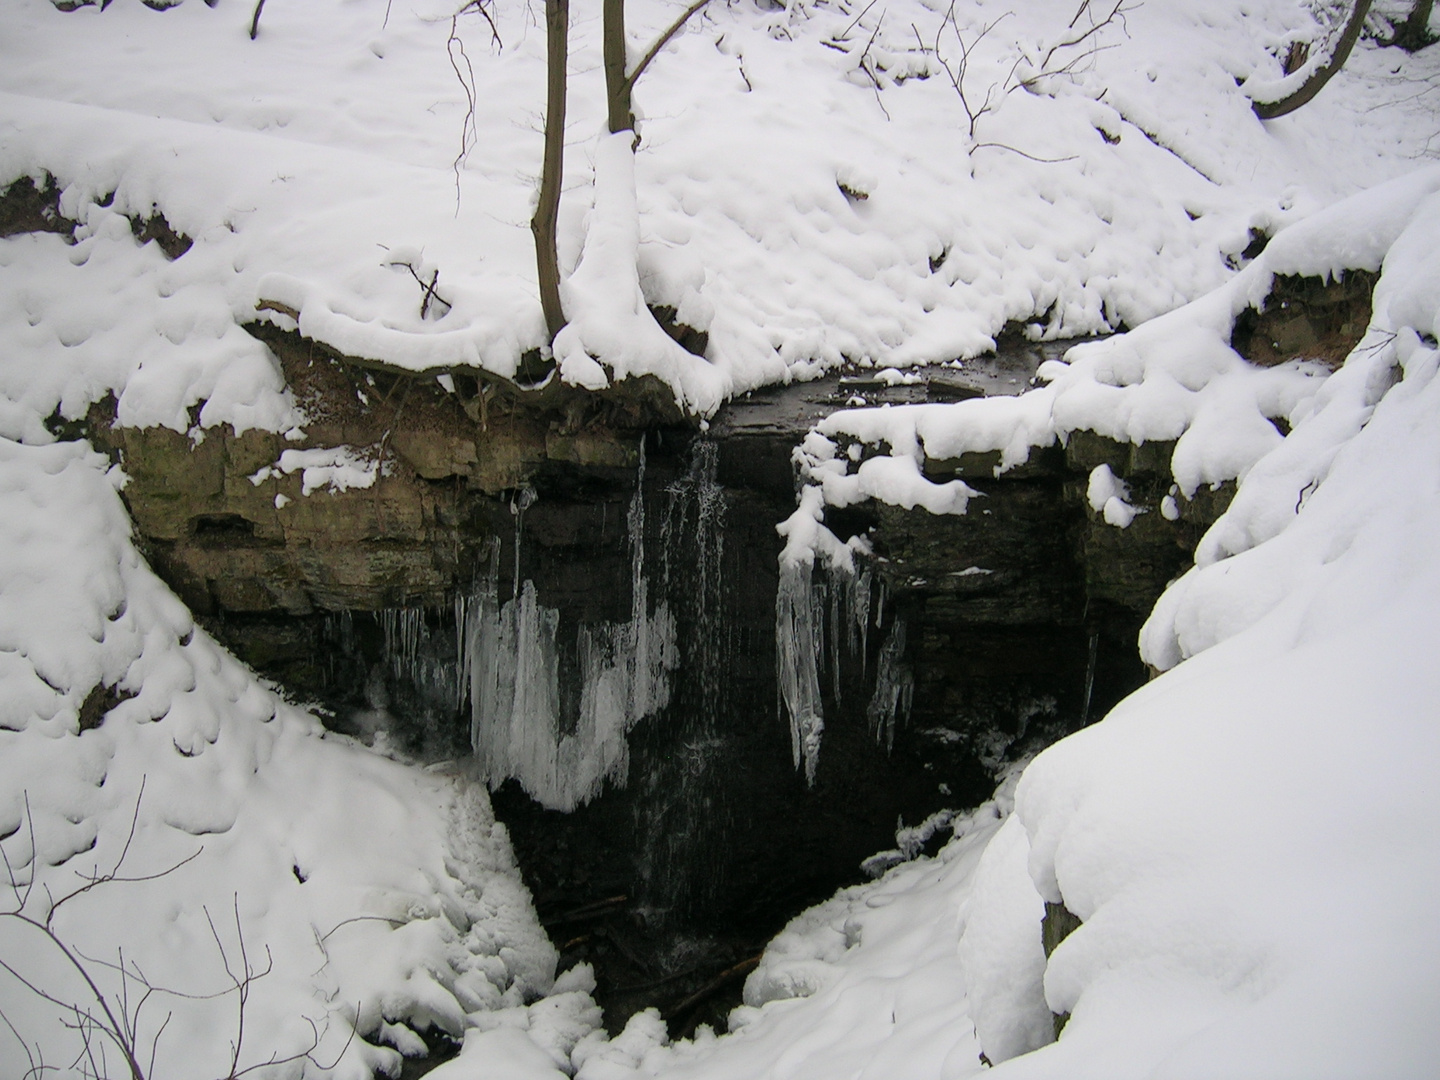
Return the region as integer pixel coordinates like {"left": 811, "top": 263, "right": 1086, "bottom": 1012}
{"left": 83, "top": 326, "right": 1238, "bottom": 1031}
{"left": 1232, "top": 269, "right": 1377, "bottom": 371}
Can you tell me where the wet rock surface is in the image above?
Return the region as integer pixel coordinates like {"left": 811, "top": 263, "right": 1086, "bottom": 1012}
{"left": 81, "top": 327, "right": 1237, "bottom": 1035}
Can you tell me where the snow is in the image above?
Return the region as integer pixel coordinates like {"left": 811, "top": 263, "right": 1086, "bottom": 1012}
{"left": 2, "top": 0, "right": 1440, "bottom": 1076}
{"left": 3, "top": 0, "right": 1436, "bottom": 427}
{"left": 0, "top": 438, "right": 561, "bottom": 1077}
{"left": 251, "top": 445, "right": 385, "bottom": 496}
{"left": 989, "top": 317, "right": 1440, "bottom": 1071}
{"left": 1085, "top": 464, "right": 1138, "bottom": 528}
{"left": 566, "top": 785, "right": 1017, "bottom": 1080}
{"left": 786, "top": 167, "right": 1440, "bottom": 557}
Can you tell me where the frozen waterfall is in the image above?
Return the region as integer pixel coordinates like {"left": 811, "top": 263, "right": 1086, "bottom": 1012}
{"left": 467, "top": 448, "right": 678, "bottom": 812}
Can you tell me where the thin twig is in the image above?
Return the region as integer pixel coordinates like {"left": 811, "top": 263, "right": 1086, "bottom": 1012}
{"left": 972, "top": 143, "right": 1078, "bottom": 162}
{"left": 836, "top": 0, "right": 880, "bottom": 42}
{"left": 318, "top": 914, "right": 406, "bottom": 943}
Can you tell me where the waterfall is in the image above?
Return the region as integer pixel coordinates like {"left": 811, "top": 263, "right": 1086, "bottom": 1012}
{"left": 466, "top": 446, "right": 678, "bottom": 812}
{"left": 634, "top": 440, "right": 732, "bottom": 920}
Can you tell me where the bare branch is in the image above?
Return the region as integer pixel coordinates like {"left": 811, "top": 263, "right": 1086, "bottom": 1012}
{"left": 626, "top": 0, "right": 712, "bottom": 92}
{"left": 836, "top": 0, "right": 881, "bottom": 42}
{"left": 972, "top": 142, "right": 1079, "bottom": 163}
{"left": 319, "top": 914, "right": 406, "bottom": 943}
{"left": 1030, "top": 0, "right": 1130, "bottom": 78}
{"left": 447, "top": 1, "right": 503, "bottom": 210}
{"left": 0, "top": 1003, "right": 52, "bottom": 1080}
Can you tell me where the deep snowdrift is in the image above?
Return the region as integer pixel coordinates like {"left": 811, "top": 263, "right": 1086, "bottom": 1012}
{"left": 0, "top": 435, "right": 572, "bottom": 1076}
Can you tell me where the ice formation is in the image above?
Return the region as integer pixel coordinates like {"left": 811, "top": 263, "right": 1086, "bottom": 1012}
{"left": 865, "top": 618, "right": 912, "bottom": 754}
{"left": 774, "top": 525, "right": 897, "bottom": 784}
{"left": 774, "top": 558, "right": 826, "bottom": 785}
{"left": 468, "top": 451, "right": 677, "bottom": 812}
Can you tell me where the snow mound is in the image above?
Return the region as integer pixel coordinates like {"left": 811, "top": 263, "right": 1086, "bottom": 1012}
{"left": 0, "top": 437, "right": 571, "bottom": 1077}
{"left": 965, "top": 172, "right": 1440, "bottom": 1074}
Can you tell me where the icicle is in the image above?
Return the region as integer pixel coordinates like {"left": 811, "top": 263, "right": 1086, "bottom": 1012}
{"left": 827, "top": 576, "right": 841, "bottom": 702}
{"left": 1081, "top": 628, "right": 1099, "bottom": 726}
{"left": 866, "top": 618, "right": 913, "bottom": 754}
{"left": 776, "top": 558, "right": 824, "bottom": 785}
{"left": 511, "top": 484, "right": 537, "bottom": 602}
{"left": 850, "top": 566, "right": 872, "bottom": 675}
{"left": 453, "top": 592, "right": 469, "bottom": 710}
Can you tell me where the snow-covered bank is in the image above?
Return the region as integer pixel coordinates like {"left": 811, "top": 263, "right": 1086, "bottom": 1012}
{"left": 0, "top": 436, "right": 577, "bottom": 1075}
{"left": 787, "top": 166, "right": 1440, "bottom": 548}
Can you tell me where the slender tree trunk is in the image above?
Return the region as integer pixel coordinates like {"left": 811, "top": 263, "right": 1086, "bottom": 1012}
{"left": 532, "top": 0, "right": 569, "bottom": 342}
{"left": 1253, "top": 0, "right": 1373, "bottom": 119}
{"left": 604, "top": 0, "right": 710, "bottom": 136}
{"left": 604, "top": 0, "right": 634, "bottom": 134}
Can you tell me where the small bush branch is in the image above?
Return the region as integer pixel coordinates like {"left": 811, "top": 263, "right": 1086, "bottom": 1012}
{"left": 448, "top": 1, "right": 503, "bottom": 208}
{"left": 1022, "top": 0, "right": 1133, "bottom": 89}
{"left": 387, "top": 257, "right": 454, "bottom": 319}
{"left": 931, "top": 0, "right": 1129, "bottom": 153}
{"left": 0, "top": 782, "right": 356, "bottom": 1080}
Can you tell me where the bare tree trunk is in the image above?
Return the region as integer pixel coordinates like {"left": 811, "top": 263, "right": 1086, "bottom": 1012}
{"left": 1390, "top": 0, "right": 1435, "bottom": 51}
{"left": 604, "top": 0, "right": 633, "bottom": 134}
{"left": 1253, "top": 0, "right": 1373, "bottom": 119}
{"left": 532, "top": 0, "right": 569, "bottom": 342}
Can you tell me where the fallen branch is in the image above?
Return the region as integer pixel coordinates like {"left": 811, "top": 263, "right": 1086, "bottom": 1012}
{"left": 661, "top": 955, "right": 761, "bottom": 1024}
{"left": 255, "top": 299, "right": 300, "bottom": 322}
{"left": 542, "top": 894, "right": 629, "bottom": 929}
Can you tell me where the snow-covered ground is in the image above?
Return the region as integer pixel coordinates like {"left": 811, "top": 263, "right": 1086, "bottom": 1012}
{"left": 3, "top": 0, "right": 1437, "bottom": 425}
{"left": 3, "top": 0, "right": 1440, "bottom": 1076}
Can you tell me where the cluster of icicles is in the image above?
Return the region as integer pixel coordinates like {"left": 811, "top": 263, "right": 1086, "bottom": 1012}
{"left": 368, "top": 442, "right": 910, "bottom": 809}
{"left": 457, "top": 449, "right": 679, "bottom": 813}
{"left": 775, "top": 557, "right": 910, "bottom": 785}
